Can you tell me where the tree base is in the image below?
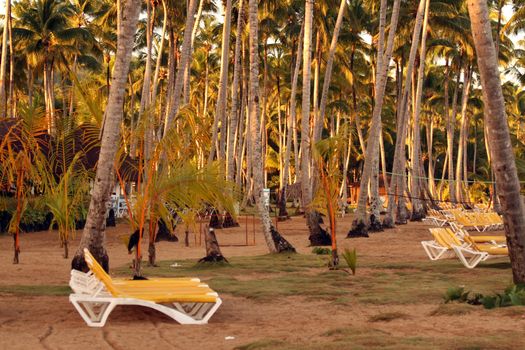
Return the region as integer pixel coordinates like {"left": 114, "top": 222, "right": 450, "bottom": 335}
{"left": 198, "top": 254, "right": 229, "bottom": 263}
{"left": 368, "top": 214, "right": 383, "bottom": 232}
{"left": 307, "top": 211, "right": 331, "bottom": 246}
{"left": 133, "top": 275, "right": 148, "bottom": 280}
{"left": 209, "top": 212, "right": 223, "bottom": 229}
{"left": 106, "top": 209, "right": 116, "bottom": 227}
{"left": 277, "top": 196, "right": 290, "bottom": 221}
{"left": 271, "top": 226, "right": 296, "bottom": 253}
{"left": 396, "top": 206, "right": 409, "bottom": 224}
{"left": 347, "top": 219, "right": 369, "bottom": 238}
{"left": 309, "top": 231, "right": 332, "bottom": 246}
{"left": 155, "top": 219, "right": 178, "bottom": 242}
{"left": 72, "top": 250, "right": 109, "bottom": 273}
{"left": 148, "top": 242, "right": 158, "bottom": 267}
{"left": 294, "top": 207, "right": 305, "bottom": 216}
{"left": 222, "top": 212, "right": 240, "bottom": 228}
{"left": 13, "top": 249, "right": 20, "bottom": 264}
{"left": 382, "top": 215, "right": 395, "bottom": 228}
{"left": 410, "top": 209, "right": 425, "bottom": 222}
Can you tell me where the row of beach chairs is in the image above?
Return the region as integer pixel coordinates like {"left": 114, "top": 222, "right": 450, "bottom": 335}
{"left": 424, "top": 208, "right": 503, "bottom": 232}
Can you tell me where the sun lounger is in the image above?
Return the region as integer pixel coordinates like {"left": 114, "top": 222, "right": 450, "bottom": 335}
{"left": 449, "top": 211, "right": 503, "bottom": 232}
{"left": 451, "top": 234, "right": 508, "bottom": 269}
{"left": 421, "top": 228, "right": 465, "bottom": 260}
{"left": 69, "top": 249, "right": 222, "bottom": 327}
{"left": 423, "top": 209, "right": 449, "bottom": 227}
{"left": 421, "top": 227, "right": 506, "bottom": 262}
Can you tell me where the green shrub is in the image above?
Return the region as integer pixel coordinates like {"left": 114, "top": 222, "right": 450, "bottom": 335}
{"left": 341, "top": 248, "right": 357, "bottom": 275}
{"left": 312, "top": 247, "right": 331, "bottom": 255}
{"left": 443, "top": 285, "right": 525, "bottom": 309}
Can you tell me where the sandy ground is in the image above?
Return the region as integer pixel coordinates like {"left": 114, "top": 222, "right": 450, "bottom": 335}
{"left": 1, "top": 214, "right": 524, "bottom": 349}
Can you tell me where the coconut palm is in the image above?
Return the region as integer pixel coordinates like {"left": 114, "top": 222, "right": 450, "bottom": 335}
{"left": 12, "top": 0, "right": 95, "bottom": 132}
{"left": 467, "top": 0, "right": 525, "bottom": 283}
{"left": 71, "top": 0, "right": 141, "bottom": 272}
{"left": 248, "top": 0, "right": 295, "bottom": 253}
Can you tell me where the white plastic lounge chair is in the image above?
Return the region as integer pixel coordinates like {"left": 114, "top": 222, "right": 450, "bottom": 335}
{"left": 69, "top": 249, "right": 222, "bottom": 327}
{"left": 421, "top": 228, "right": 464, "bottom": 260}
{"left": 451, "top": 234, "right": 507, "bottom": 269}
{"left": 422, "top": 210, "right": 449, "bottom": 227}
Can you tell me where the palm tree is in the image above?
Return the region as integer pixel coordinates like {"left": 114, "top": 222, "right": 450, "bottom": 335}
{"left": 348, "top": 0, "right": 402, "bottom": 236}
{"left": 248, "top": 0, "right": 295, "bottom": 253}
{"left": 163, "top": 0, "right": 198, "bottom": 135}
{"left": 410, "top": 0, "right": 430, "bottom": 220}
{"left": 13, "top": 0, "right": 93, "bottom": 132}
{"left": 208, "top": 0, "right": 233, "bottom": 164}
{"left": 382, "top": 0, "right": 426, "bottom": 227}
{"left": 0, "top": 0, "right": 12, "bottom": 117}
{"left": 467, "top": 0, "right": 525, "bottom": 284}
{"left": 71, "top": 0, "right": 141, "bottom": 272}
{"left": 300, "top": 0, "right": 326, "bottom": 244}
{"left": 226, "top": 0, "right": 245, "bottom": 182}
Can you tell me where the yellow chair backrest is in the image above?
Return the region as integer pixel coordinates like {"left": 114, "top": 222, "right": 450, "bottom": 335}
{"left": 430, "top": 228, "right": 458, "bottom": 248}
{"left": 83, "top": 248, "right": 119, "bottom": 295}
{"left": 430, "top": 229, "right": 446, "bottom": 248}
{"left": 444, "top": 228, "right": 462, "bottom": 246}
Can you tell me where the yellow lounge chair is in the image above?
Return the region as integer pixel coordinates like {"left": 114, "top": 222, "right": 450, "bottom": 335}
{"left": 421, "top": 228, "right": 506, "bottom": 262}
{"left": 421, "top": 228, "right": 465, "bottom": 260}
{"left": 423, "top": 209, "right": 450, "bottom": 227}
{"left": 69, "top": 249, "right": 222, "bottom": 327}
{"left": 451, "top": 234, "right": 508, "bottom": 269}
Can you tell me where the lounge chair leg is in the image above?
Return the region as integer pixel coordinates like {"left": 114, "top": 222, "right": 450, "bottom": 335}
{"left": 70, "top": 297, "right": 116, "bottom": 327}
{"left": 452, "top": 246, "right": 489, "bottom": 269}
{"left": 421, "top": 241, "right": 448, "bottom": 261}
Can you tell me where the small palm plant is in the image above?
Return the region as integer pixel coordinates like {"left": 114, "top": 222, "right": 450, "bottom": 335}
{"left": 0, "top": 109, "right": 48, "bottom": 262}
{"left": 118, "top": 113, "right": 237, "bottom": 277}
{"left": 40, "top": 156, "right": 90, "bottom": 258}
{"left": 35, "top": 114, "right": 95, "bottom": 259}
{"left": 312, "top": 136, "right": 346, "bottom": 268}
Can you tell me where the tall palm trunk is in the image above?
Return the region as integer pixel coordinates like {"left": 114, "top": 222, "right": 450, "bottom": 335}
{"left": 209, "top": 0, "right": 233, "bottom": 164}
{"left": 7, "top": 4, "right": 14, "bottom": 118}
{"left": 315, "top": 0, "right": 346, "bottom": 142}
{"left": 71, "top": 0, "right": 141, "bottom": 272}
{"left": 281, "top": 24, "right": 304, "bottom": 218}
{"left": 349, "top": 0, "right": 402, "bottom": 236}
{"left": 382, "top": 0, "right": 426, "bottom": 228}
{"left": 426, "top": 117, "right": 436, "bottom": 197}
{"left": 349, "top": 46, "right": 366, "bottom": 155}
{"left": 27, "top": 62, "right": 33, "bottom": 107}
{"left": 467, "top": 0, "right": 525, "bottom": 283}
{"left": 448, "top": 65, "right": 460, "bottom": 202}
{"left": 0, "top": 0, "right": 10, "bottom": 117}
{"left": 443, "top": 59, "right": 453, "bottom": 202}
{"left": 43, "top": 61, "right": 55, "bottom": 133}
{"left": 236, "top": 41, "right": 248, "bottom": 189}
{"left": 410, "top": 0, "right": 430, "bottom": 220}
{"left": 151, "top": 0, "right": 168, "bottom": 107}
{"left": 300, "top": 0, "right": 328, "bottom": 245}
{"left": 183, "top": 0, "right": 205, "bottom": 105}
{"left": 163, "top": 0, "right": 198, "bottom": 134}
{"left": 247, "top": 0, "right": 294, "bottom": 253}
{"left": 305, "top": 0, "right": 347, "bottom": 241}
{"left": 140, "top": 0, "right": 154, "bottom": 160}
{"left": 300, "top": 0, "right": 314, "bottom": 208}
{"left": 227, "top": 0, "right": 245, "bottom": 181}
{"left": 455, "top": 66, "right": 472, "bottom": 203}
